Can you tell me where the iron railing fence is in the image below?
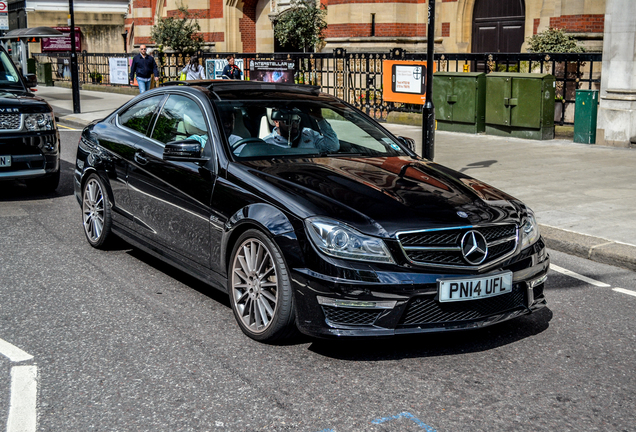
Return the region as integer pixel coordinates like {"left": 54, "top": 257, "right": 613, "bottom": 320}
{"left": 33, "top": 50, "right": 602, "bottom": 125}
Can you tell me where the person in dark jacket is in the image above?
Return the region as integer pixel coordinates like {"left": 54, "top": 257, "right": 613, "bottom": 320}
{"left": 222, "top": 55, "right": 242, "bottom": 80}
{"left": 129, "top": 45, "right": 160, "bottom": 93}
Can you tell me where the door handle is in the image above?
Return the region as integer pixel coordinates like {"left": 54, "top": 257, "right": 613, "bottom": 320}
{"left": 134, "top": 151, "right": 148, "bottom": 165}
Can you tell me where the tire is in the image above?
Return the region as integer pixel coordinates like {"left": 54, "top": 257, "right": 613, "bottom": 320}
{"left": 81, "top": 173, "right": 113, "bottom": 249}
{"left": 26, "top": 170, "right": 60, "bottom": 193}
{"left": 228, "top": 229, "right": 297, "bottom": 342}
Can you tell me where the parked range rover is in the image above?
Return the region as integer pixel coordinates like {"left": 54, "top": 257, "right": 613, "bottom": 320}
{"left": 0, "top": 45, "right": 60, "bottom": 192}
{"left": 74, "top": 80, "right": 549, "bottom": 342}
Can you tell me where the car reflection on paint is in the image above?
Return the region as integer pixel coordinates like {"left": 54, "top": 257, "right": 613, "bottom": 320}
{"left": 74, "top": 80, "right": 549, "bottom": 342}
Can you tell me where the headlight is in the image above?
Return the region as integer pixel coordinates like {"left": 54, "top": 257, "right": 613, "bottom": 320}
{"left": 520, "top": 210, "right": 540, "bottom": 249}
{"left": 305, "top": 216, "right": 395, "bottom": 263}
{"left": 24, "top": 112, "right": 55, "bottom": 131}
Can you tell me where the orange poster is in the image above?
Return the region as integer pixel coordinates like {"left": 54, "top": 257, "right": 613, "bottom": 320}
{"left": 382, "top": 60, "right": 434, "bottom": 105}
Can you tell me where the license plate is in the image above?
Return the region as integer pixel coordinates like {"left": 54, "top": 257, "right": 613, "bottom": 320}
{"left": 438, "top": 271, "right": 512, "bottom": 302}
{"left": 0, "top": 155, "right": 11, "bottom": 167}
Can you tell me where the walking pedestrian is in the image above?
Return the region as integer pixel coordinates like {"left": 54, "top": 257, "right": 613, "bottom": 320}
{"left": 181, "top": 56, "right": 205, "bottom": 80}
{"left": 129, "top": 45, "right": 160, "bottom": 93}
{"left": 222, "top": 55, "right": 242, "bottom": 80}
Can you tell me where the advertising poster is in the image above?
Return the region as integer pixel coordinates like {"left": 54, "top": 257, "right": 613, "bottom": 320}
{"left": 382, "top": 60, "right": 433, "bottom": 105}
{"left": 206, "top": 59, "right": 245, "bottom": 80}
{"left": 250, "top": 60, "right": 295, "bottom": 83}
{"left": 109, "top": 58, "right": 128, "bottom": 84}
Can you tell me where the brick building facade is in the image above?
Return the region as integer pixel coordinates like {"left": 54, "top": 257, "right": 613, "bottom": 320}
{"left": 126, "top": 0, "right": 606, "bottom": 53}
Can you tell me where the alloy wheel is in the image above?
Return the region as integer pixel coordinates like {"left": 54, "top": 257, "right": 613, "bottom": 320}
{"left": 83, "top": 177, "right": 106, "bottom": 243}
{"left": 231, "top": 238, "right": 279, "bottom": 334}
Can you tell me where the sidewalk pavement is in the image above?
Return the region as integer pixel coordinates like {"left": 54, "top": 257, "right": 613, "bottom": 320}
{"left": 36, "top": 85, "right": 636, "bottom": 272}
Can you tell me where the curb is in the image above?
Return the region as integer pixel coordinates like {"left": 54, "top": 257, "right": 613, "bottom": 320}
{"left": 540, "top": 224, "right": 636, "bottom": 272}
{"left": 57, "top": 115, "right": 94, "bottom": 129}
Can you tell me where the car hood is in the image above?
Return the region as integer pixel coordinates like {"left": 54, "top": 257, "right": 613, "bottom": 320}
{"left": 235, "top": 156, "right": 524, "bottom": 237}
{"left": 0, "top": 90, "right": 52, "bottom": 112}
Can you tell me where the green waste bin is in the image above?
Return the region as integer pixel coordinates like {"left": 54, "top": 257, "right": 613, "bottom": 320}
{"left": 573, "top": 89, "right": 598, "bottom": 144}
{"left": 433, "top": 72, "right": 486, "bottom": 133}
{"left": 485, "top": 73, "right": 555, "bottom": 140}
{"left": 36, "top": 62, "right": 53, "bottom": 87}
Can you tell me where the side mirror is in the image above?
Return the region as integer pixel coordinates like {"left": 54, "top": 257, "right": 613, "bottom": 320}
{"left": 397, "top": 136, "right": 416, "bottom": 153}
{"left": 24, "top": 73, "right": 38, "bottom": 88}
{"left": 163, "top": 139, "right": 209, "bottom": 162}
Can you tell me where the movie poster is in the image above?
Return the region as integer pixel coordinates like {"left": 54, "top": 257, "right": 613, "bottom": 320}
{"left": 250, "top": 61, "right": 295, "bottom": 83}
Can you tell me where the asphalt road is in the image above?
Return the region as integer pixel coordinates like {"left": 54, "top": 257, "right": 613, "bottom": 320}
{"left": 0, "top": 128, "right": 634, "bottom": 432}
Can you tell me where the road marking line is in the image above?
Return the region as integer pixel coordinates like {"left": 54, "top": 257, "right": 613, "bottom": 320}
{"left": 0, "top": 338, "right": 34, "bottom": 362}
{"left": 550, "top": 264, "right": 611, "bottom": 287}
{"left": 7, "top": 365, "right": 38, "bottom": 432}
{"left": 613, "top": 288, "right": 636, "bottom": 298}
{"left": 371, "top": 412, "right": 437, "bottom": 431}
{"left": 58, "top": 124, "right": 79, "bottom": 130}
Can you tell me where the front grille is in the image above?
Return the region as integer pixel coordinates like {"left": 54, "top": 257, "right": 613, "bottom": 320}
{"left": 397, "top": 224, "right": 518, "bottom": 268}
{"left": 398, "top": 283, "right": 526, "bottom": 327}
{"left": 0, "top": 113, "right": 22, "bottom": 131}
{"left": 322, "top": 306, "right": 382, "bottom": 326}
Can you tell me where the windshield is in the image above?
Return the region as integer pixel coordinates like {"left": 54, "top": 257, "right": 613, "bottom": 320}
{"left": 212, "top": 97, "right": 409, "bottom": 159}
{"left": 0, "top": 49, "right": 23, "bottom": 89}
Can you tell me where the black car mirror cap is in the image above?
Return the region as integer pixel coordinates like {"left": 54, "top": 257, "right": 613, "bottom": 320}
{"left": 163, "top": 139, "right": 210, "bottom": 162}
{"left": 24, "top": 73, "right": 38, "bottom": 88}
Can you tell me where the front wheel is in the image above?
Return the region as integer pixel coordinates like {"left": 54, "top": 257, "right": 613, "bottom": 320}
{"left": 228, "top": 229, "right": 296, "bottom": 342}
{"left": 82, "top": 173, "right": 113, "bottom": 249}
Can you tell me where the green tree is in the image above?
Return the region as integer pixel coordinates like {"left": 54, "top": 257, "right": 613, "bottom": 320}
{"left": 527, "top": 28, "right": 585, "bottom": 53}
{"left": 274, "top": 0, "right": 327, "bottom": 52}
{"left": 150, "top": 5, "right": 204, "bottom": 54}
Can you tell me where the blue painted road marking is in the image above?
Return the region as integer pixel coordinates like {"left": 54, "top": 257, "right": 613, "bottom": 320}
{"left": 371, "top": 412, "right": 437, "bottom": 431}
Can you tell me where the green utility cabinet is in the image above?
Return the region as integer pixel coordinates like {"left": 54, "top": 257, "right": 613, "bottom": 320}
{"left": 433, "top": 72, "right": 486, "bottom": 133}
{"left": 36, "top": 62, "right": 53, "bottom": 87}
{"left": 573, "top": 89, "right": 598, "bottom": 144}
{"left": 485, "top": 73, "right": 555, "bottom": 140}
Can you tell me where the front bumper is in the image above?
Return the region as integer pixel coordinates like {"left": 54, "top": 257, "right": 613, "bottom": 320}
{"left": 289, "top": 238, "right": 549, "bottom": 338}
{"left": 0, "top": 131, "right": 60, "bottom": 180}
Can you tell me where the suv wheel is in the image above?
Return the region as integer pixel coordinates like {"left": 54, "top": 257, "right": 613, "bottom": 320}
{"left": 26, "top": 170, "right": 60, "bottom": 193}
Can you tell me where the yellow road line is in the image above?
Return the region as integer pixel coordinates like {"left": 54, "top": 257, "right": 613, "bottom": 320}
{"left": 57, "top": 124, "right": 79, "bottom": 130}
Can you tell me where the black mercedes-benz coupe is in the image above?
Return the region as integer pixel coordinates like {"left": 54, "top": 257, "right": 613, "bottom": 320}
{"left": 74, "top": 80, "right": 548, "bottom": 342}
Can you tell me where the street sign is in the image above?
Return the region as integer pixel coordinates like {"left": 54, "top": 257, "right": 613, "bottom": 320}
{"left": 0, "top": 1, "right": 8, "bottom": 31}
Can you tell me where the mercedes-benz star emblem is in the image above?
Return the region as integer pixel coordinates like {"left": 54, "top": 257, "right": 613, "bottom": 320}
{"left": 461, "top": 230, "right": 488, "bottom": 265}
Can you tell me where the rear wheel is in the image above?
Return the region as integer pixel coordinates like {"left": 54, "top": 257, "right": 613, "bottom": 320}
{"left": 228, "top": 229, "right": 296, "bottom": 342}
{"left": 82, "top": 173, "right": 113, "bottom": 249}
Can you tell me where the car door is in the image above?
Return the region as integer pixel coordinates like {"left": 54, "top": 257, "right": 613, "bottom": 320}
{"left": 127, "top": 92, "right": 216, "bottom": 269}
{"left": 98, "top": 94, "right": 166, "bottom": 230}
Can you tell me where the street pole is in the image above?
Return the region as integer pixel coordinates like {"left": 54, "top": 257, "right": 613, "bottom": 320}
{"left": 69, "top": 0, "right": 80, "bottom": 113}
{"left": 421, "top": 0, "right": 435, "bottom": 160}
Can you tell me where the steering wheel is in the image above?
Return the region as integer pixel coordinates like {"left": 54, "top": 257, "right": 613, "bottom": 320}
{"left": 231, "top": 137, "right": 266, "bottom": 151}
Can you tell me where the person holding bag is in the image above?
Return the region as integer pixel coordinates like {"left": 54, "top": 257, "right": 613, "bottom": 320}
{"left": 180, "top": 56, "right": 205, "bottom": 81}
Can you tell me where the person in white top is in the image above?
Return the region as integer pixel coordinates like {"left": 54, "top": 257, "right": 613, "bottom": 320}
{"left": 181, "top": 56, "right": 205, "bottom": 80}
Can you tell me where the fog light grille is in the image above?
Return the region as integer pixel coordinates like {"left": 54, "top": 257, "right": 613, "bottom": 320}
{"left": 322, "top": 306, "right": 382, "bottom": 326}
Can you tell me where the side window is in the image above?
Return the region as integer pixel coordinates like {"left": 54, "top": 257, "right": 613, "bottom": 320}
{"left": 118, "top": 95, "right": 164, "bottom": 135}
{"left": 151, "top": 95, "right": 209, "bottom": 147}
